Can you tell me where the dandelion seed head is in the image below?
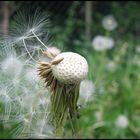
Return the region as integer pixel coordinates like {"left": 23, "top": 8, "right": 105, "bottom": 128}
{"left": 52, "top": 52, "right": 88, "bottom": 84}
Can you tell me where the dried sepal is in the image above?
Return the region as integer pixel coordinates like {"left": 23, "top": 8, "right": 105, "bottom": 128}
{"left": 40, "top": 68, "right": 52, "bottom": 76}
{"left": 51, "top": 57, "right": 64, "bottom": 65}
{"left": 39, "top": 61, "right": 51, "bottom": 67}
{"left": 50, "top": 79, "right": 57, "bottom": 93}
{"left": 38, "top": 64, "right": 51, "bottom": 70}
{"left": 46, "top": 76, "right": 54, "bottom": 87}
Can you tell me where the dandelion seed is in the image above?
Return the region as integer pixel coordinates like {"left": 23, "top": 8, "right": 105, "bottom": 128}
{"left": 10, "top": 9, "right": 50, "bottom": 44}
{"left": 25, "top": 68, "right": 39, "bottom": 83}
{"left": 102, "top": 15, "right": 118, "bottom": 31}
{"left": 5, "top": 9, "right": 50, "bottom": 65}
{"left": 38, "top": 95, "right": 49, "bottom": 106}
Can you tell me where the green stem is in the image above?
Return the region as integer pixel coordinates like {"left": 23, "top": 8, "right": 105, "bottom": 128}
{"left": 55, "top": 126, "right": 63, "bottom": 138}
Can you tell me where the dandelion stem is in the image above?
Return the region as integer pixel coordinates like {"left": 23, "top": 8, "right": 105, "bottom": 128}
{"left": 31, "top": 30, "right": 48, "bottom": 49}
{"left": 68, "top": 111, "right": 75, "bottom": 135}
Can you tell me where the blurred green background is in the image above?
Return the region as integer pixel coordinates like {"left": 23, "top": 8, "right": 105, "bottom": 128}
{"left": 0, "top": 1, "right": 140, "bottom": 139}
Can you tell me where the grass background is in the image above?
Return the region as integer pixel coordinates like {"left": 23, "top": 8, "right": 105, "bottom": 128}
{"left": 0, "top": 1, "right": 140, "bottom": 139}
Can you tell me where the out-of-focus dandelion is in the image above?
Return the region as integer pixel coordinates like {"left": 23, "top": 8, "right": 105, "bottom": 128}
{"left": 135, "top": 45, "right": 140, "bottom": 53}
{"left": 78, "top": 79, "right": 95, "bottom": 105}
{"left": 102, "top": 15, "right": 118, "bottom": 31}
{"left": 92, "top": 35, "right": 115, "bottom": 51}
{"left": 115, "top": 115, "right": 129, "bottom": 129}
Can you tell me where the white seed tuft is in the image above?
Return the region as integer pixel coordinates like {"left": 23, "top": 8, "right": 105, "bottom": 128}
{"left": 25, "top": 68, "right": 39, "bottom": 83}
{"left": 1, "top": 55, "right": 23, "bottom": 76}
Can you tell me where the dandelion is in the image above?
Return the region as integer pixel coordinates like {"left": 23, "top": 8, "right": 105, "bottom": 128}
{"left": 102, "top": 14, "right": 118, "bottom": 31}
{"left": 92, "top": 35, "right": 115, "bottom": 51}
{"left": 115, "top": 115, "right": 129, "bottom": 129}
{"left": 38, "top": 50, "right": 88, "bottom": 136}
